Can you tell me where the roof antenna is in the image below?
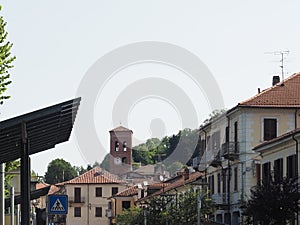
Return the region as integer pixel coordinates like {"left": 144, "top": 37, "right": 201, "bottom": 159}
{"left": 265, "top": 50, "right": 289, "bottom": 85}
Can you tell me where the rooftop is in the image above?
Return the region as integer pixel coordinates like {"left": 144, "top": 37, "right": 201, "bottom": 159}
{"left": 58, "top": 167, "right": 127, "bottom": 185}
{"left": 137, "top": 171, "right": 203, "bottom": 202}
{"left": 238, "top": 72, "right": 300, "bottom": 108}
{"left": 109, "top": 125, "right": 133, "bottom": 133}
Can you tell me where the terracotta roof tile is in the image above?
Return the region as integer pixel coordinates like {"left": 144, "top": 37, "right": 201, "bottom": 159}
{"left": 137, "top": 171, "right": 203, "bottom": 202}
{"left": 239, "top": 72, "right": 300, "bottom": 107}
{"left": 115, "top": 183, "right": 169, "bottom": 197}
{"left": 115, "top": 186, "right": 138, "bottom": 197}
{"left": 58, "top": 167, "right": 127, "bottom": 185}
{"left": 36, "top": 183, "right": 61, "bottom": 195}
{"left": 109, "top": 126, "right": 133, "bottom": 132}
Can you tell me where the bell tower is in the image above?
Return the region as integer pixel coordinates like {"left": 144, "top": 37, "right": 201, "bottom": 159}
{"left": 109, "top": 126, "right": 133, "bottom": 176}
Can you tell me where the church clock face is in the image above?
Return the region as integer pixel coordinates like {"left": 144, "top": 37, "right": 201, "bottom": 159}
{"left": 114, "top": 157, "right": 122, "bottom": 165}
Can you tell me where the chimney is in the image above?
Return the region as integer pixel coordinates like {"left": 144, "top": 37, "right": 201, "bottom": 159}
{"left": 272, "top": 76, "right": 280, "bottom": 86}
{"left": 183, "top": 167, "right": 190, "bottom": 180}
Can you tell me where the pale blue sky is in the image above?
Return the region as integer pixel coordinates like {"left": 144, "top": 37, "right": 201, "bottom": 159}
{"left": 1, "top": 1, "right": 300, "bottom": 175}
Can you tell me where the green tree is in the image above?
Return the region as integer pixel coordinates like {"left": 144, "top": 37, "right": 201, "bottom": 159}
{"left": 4, "top": 160, "right": 20, "bottom": 197}
{"left": 100, "top": 153, "right": 110, "bottom": 171}
{"left": 0, "top": 5, "right": 16, "bottom": 104}
{"left": 145, "top": 188, "right": 214, "bottom": 225}
{"left": 116, "top": 206, "right": 143, "bottom": 225}
{"left": 44, "top": 158, "right": 77, "bottom": 184}
{"left": 242, "top": 177, "right": 300, "bottom": 225}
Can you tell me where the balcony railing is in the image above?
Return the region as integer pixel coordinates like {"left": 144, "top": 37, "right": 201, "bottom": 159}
{"left": 222, "top": 142, "right": 239, "bottom": 161}
{"left": 68, "top": 197, "right": 85, "bottom": 204}
{"left": 212, "top": 193, "right": 229, "bottom": 210}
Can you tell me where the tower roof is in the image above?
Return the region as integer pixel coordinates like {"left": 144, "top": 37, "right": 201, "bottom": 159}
{"left": 109, "top": 125, "right": 133, "bottom": 133}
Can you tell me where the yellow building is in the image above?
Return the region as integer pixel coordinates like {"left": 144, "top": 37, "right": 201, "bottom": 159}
{"left": 254, "top": 127, "right": 300, "bottom": 183}
{"left": 58, "top": 167, "right": 128, "bottom": 225}
{"left": 195, "top": 73, "right": 300, "bottom": 224}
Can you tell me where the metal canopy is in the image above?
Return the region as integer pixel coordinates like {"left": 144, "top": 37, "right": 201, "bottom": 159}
{"left": 0, "top": 97, "right": 81, "bottom": 164}
{"left": 0, "top": 97, "right": 81, "bottom": 225}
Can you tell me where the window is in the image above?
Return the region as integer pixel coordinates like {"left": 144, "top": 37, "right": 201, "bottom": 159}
{"left": 209, "top": 175, "right": 214, "bottom": 195}
{"left": 287, "top": 155, "right": 296, "bottom": 179}
{"left": 262, "top": 162, "right": 271, "bottom": 184}
{"left": 234, "top": 121, "right": 238, "bottom": 152}
{"left": 274, "top": 158, "right": 283, "bottom": 182}
{"left": 256, "top": 164, "right": 261, "bottom": 184}
{"left": 263, "top": 118, "right": 277, "bottom": 141}
{"left": 74, "top": 187, "right": 81, "bottom": 203}
{"left": 222, "top": 169, "right": 227, "bottom": 194}
{"left": 95, "top": 207, "right": 102, "bottom": 217}
{"left": 74, "top": 207, "right": 81, "bottom": 217}
{"left": 123, "top": 141, "right": 127, "bottom": 151}
{"left": 217, "top": 173, "right": 221, "bottom": 193}
{"left": 112, "top": 187, "right": 118, "bottom": 196}
{"left": 115, "top": 141, "right": 119, "bottom": 151}
{"left": 212, "top": 131, "right": 220, "bottom": 151}
{"left": 225, "top": 126, "right": 229, "bottom": 143}
{"left": 95, "top": 187, "right": 102, "bottom": 197}
{"left": 122, "top": 157, "right": 127, "bottom": 164}
{"left": 234, "top": 167, "right": 238, "bottom": 191}
{"left": 122, "top": 201, "right": 131, "bottom": 209}
{"left": 200, "top": 139, "right": 206, "bottom": 157}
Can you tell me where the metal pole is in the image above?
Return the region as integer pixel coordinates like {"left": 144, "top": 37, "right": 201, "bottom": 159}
{"left": 197, "top": 195, "right": 201, "bottom": 225}
{"left": 0, "top": 163, "right": 5, "bottom": 225}
{"left": 144, "top": 208, "right": 147, "bottom": 225}
{"left": 21, "top": 122, "right": 30, "bottom": 225}
{"left": 11, "top": 186, "right": 15, "bottom": 225}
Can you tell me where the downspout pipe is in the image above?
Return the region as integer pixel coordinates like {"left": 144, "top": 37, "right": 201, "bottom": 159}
{"left": 292, "top": 134, "right": 299, "bottom": 225}
{"left": 203, "top": 129, "right": 207, "bottom": 183}
{"left": 226, "top": 115, "right": 232, "bottom": 225}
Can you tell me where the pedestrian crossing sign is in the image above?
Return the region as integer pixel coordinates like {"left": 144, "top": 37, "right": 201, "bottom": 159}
{"left": 48, "top": 195, "right": 68, "bottom": 214}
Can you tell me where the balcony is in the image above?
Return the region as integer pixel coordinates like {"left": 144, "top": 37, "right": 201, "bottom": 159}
{"left": 222, "top": 142, "right": 239, "bottom": 161}
{"left": 210, "top": 152, "right": 222, "bottom": 168}
{"left": 68, "top": 197, "right": 85, "bottom": 206}
{"left": 212, "top": 193, "right": 229, "bottom": 210}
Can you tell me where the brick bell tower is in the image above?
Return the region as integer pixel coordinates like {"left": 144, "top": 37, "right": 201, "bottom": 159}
{"left": 109, "top": 126, "right": 133, "bottom": 176}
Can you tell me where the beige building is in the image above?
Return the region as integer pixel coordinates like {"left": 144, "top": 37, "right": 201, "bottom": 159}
{"left": 195, "top": 73, "right": 300, "bottom": 224}
{"left": 254, "top": 127, "right": 300, "bottom": 184}
{"left": 59, "top": 167, "right": 128, "bottom": 225}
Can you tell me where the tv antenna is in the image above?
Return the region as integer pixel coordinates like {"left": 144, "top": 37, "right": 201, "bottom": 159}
{"left": 265, "top": 50, "right": 289, "bottom": 82}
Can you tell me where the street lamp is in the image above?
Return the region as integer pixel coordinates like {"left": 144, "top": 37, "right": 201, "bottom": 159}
{"left": 197, "top": 193, "right": 206, "bottom": 225}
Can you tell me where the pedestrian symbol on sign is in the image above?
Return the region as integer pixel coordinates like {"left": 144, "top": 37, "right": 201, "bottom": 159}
{"left": 51, "top": 199, "right": 65, "bottom": 211}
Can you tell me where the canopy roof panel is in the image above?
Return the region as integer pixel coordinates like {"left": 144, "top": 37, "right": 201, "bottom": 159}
{"left": 0, "top": 97, "right": 81, "bottom": 164}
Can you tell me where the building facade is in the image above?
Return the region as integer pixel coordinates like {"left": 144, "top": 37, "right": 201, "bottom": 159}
{"left": 195, "top": 73, "right": 300, "bottom": 224}
{"left": 59, "top": 167, "right": 128, "bottom": 225}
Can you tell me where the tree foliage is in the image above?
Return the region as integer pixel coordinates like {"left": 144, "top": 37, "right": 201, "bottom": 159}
{"left": 116, "top": 188, "right": 215, "bottom": 225}
{"left": 115, "top": 206, "right": 143, "bottom": 225}
{"left": 132, "top": 129, "right": 200, "bottom": 172}
{"left": 242, "top": 177, "right": 300, "bottom": 225}
{"left": 44, "top": 158, "right": 77, "bottom": 184}
{"left": 0, "top": 5, "right": 16, "bottom": 104}
{"left": 4, "top": 160, "right": 20, "bottom": 197}
{"left": 100, "top": 153, "right": 110, "bottom": 171}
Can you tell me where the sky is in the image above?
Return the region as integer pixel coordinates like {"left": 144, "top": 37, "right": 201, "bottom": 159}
{"left": 1, "top": 1, "right": 300, "bottom": 176}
